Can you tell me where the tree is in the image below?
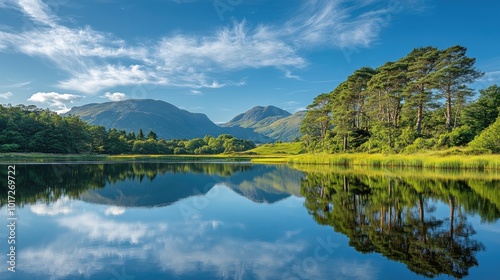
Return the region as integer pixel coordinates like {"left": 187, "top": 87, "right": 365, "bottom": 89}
{"left": 147, "top": 130, "right": 158, "bottom": 141}
{"left": 433, "top": 45, "right": 483, "bottom": 130}
{"left": 301, "top": 93, "right": 331, "bottom": 151}
{"left": 137, "top": 129, "right": 145, "bottom": 140}
{"left": 89, "top": 126, "right": 108, "bottom": 153}
{"left": 462, "top": 84, "right": 500, "bottom": 135}
{"left": 366, "top": 61, "right": 408, "bottom": 149}
{"left": 468, "top": 114, "right": 500, "bottom": 153}
{"left": 403, "top": 47, "right": 440, "bottom": 134}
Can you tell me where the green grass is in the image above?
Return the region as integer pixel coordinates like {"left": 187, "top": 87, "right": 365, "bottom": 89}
{"left": 2, "top": 146, "right": 500, "bottom": 171}
{"left": 285, "top": 152, "right": 500, "bottom": 170}
{"left": 0, "top": 153, "right": 107, "bottom": 162}
{"left": 242, "top": 142, "right": 304, "bottom": 156}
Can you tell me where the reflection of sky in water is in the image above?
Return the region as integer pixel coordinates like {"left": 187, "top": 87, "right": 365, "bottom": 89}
{"left": 0, "top": 177, "right": 499, "bottom": 279}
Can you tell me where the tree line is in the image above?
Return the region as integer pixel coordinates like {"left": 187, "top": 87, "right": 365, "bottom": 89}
{"left": 301, "top": 171, "right": 489, "bottom": 278}
{"left": 301, "top": 45, "right": 500, "bottom": 153}
{"left": 0, "top": 104, "right": 255, "bottom": 154}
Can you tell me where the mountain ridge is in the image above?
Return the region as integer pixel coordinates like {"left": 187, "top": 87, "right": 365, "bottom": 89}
{"left": 65, "top": 99, "right": 271, "bottom": 142}
{"left": 221, "top": 105, "right": 304, "bottom": 142}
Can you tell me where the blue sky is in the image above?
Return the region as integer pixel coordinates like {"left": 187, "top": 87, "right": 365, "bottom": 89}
{"left": 0, "top": 0, "right": 499, "bottom": 123}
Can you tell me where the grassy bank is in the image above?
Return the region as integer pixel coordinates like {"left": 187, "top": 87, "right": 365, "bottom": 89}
{"left": 0, "top": 153, "right": 255, "bottom": 163}
{"left": 2, "top": 144, "right": 500, "bottom": 171}
{"left": 0, "top": 153, "right": 108, "bottom": 162}
{"left": 292, "top": 164, "right": 500, "bottom": 180}
{"left": 282, "top": 153, "right": 500, "bottom": 170}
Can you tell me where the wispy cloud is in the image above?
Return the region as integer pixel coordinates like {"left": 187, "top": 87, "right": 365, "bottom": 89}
{"left": 190, "top": 90, "right": 202, "bottom": 95}
{"left": 17, "top": 0, "right": 57, "bottom": 26}
{"left": 0, "top": 81, "right": 31, "bottom": 88}
{"left": 0, "top": 0, "right": 410, "bottom": 94}
{"left": 0, "top": 91, "right": 12, "bottom": 99}
{"left": 481, "top": 70, "right": 500, "bottom": 83}
{"left": 27, "top": 91, "right": 83, "bottom": 113}
{"left": 58, "top": 65, "right": 155, "bottom": 93}
{"left": 100, "top": 92, "right": 127, "bottom": 101}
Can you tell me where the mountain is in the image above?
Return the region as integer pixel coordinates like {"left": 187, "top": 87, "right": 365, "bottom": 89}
{"left": 222, "top": 106, "right": 305, "bottom": 142}
{"left": 255, "top": 111, "right": 306, "bottom": 142}
{"left": 65, "top": 99, "right": 271, "bottom": 142}
{"left": 222, "top": 105, "right": 291, "bottom": 128}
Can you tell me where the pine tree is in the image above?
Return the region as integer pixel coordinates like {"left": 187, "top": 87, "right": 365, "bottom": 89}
{"left": 433, "top": 45, "right": 483, "bottom": 130}
{"left": 137, "top": 129, "right": 145, "bottom": 140}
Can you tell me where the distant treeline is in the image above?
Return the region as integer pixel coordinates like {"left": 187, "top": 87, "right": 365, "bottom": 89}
{"left": 301, "top": 45, "right": 500, "bottom": 153}
{"left": 0, "top": 104, "right": 255, "bottom": 155}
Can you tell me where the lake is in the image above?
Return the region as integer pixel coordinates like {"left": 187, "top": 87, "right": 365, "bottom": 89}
{"left": 1, "top": 162, "right": 499, "bottom": 280}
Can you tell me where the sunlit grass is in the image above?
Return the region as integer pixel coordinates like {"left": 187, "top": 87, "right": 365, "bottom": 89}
{"left": 286, "top": 153, "right": 500, "bottom": 170}
{"left": 243, "top": 142, "right": 304, "bottom": 155}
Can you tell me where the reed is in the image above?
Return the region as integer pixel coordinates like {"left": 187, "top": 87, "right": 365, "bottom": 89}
{"left": 286, "top": 153, "right": 500, "bottom": 170}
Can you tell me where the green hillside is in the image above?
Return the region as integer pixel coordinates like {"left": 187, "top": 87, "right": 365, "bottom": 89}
{"left": 222, "top": 106, "right": 304, "bottom": 142}
{"left": 65, "top": 99, "right": 271, "bottom": 143}
{"left": 222, "top": 105, "right": 291, "bottom": 128}
{"left": 255, "top": 111, "right": 305, "bottom": 142}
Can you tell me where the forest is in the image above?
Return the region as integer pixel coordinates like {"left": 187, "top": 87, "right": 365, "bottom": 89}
{"left": 0, "top": 104, "right": 255, "bottom": 155}
{"left": 300, "top": 170, "right": 495, "bottom": 278}
{"left": 301, "top": 45, "right": 500, "bottom": 154}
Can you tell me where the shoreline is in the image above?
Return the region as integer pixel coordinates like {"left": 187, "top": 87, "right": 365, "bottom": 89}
{"left": 1, "top": 152, "right": 500, "bottom": 170}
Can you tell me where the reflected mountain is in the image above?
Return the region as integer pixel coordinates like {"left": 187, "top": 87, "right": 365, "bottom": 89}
{"left": 80, "top": 163, "right": 303, "bottom": 207}
{"left": 300, "top": 170, "right": 495, "bottom": 279}
{"left": 225, "top": 165, "right": 303, "bottom": 203}
{"left": 0, "top": 163, "right": 303, "bottom": 208}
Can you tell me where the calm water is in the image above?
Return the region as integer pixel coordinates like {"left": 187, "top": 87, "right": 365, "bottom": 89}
{"left": 0, "top": 162, "right": 499, "bottom": 280}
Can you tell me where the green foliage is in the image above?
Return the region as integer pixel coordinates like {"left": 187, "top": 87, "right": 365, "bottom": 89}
{"left": 468, "top": 115, "right": 500, "bottom": 153}
{"left": 301, "top": 45, "right": 489, "bottom": 154}
{"left": 404, "top": 137, "right": 436, "bottom": 154}
{"left": 0, "top": 104, "right": 256, "bottom": 156}
{"left": 436, "top": 125, "right": 474, "bottom": 148}
{"left": 462, "top": 84, "right": 500, "bottom": 135}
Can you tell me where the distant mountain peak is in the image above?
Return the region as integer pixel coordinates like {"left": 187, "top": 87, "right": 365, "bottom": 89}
{"left": 223, "top": 105, "right": 291, "bottom": 129}
{"left": 65, "top": 99, "right": 271, "bottom": 142}
{"left": 221, "top": 106, "right": 304, "bottom": 142}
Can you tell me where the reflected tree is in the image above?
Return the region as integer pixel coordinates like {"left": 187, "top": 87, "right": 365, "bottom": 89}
{"left": 301, "top": 172, "right": 487, "bottom": 278}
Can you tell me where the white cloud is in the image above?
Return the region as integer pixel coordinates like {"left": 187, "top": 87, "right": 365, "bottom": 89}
{"left": 0, "top": 91, "right": 12, "bottom": 99}
{"left": 17, "top": 0, "right": 57, "bottom": 26}
{"left": 27, "top": 91, "right": 83, "bottom": 113}
{"left": 155, "top": 21, "right": 305, "bottom": 71}
{"left": 58, "top": 65, "right": 156, "bottom": 93}
{"left": 190, "top": 90, "right": 202, "bottom": 95}
{"left": 0, "top": 81, "right": 31, "bottom": 88}
{"left": 104, "top": 206, "right": 126, "bottom": 216}
{"left": 30, "top": 196, "right": 73, "bottom": 216}
{"left": 58, "top": 213, "right": 150, "bottom": 244}
{"left": 101, "top": 92, "right": 127, "bottom": 101}
{"left": 284, "top": 0, "right": 398, "bottom": 50}
{"left": 482, "top": 70, "right": 500, "bottom": 83}
{"left": 0, "top": 0, "right": 409, "bottom": 93}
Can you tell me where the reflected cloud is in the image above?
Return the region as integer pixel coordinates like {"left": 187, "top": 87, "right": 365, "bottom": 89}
{"left": 58, "top": 213, "right": 154, "bottom": 244}
{"left": 16, "top": 204, "right": 381, "bottom": 280}
{"left": 30, "top": 196, "right": 73, "bottom": 216}
{"left": 104, "top": 206, "right": 126, "bottom": 216}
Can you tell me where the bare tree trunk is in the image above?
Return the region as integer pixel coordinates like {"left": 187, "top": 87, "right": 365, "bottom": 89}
{"left": 416, "top": 102, "right": 423, "bottom": 134}
{"left": 445, "top": 84, "right": 453, "bottom": 130}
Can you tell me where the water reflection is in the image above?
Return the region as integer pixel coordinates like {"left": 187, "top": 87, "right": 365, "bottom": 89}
{"left": 299, "top": 168, "right": 499, "bottom": 278}
{"left": 0, "top": 163, "right": 302, "bottom": 208}
{"left": 0, "top": 163, "right": 499, "bottom": 279}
